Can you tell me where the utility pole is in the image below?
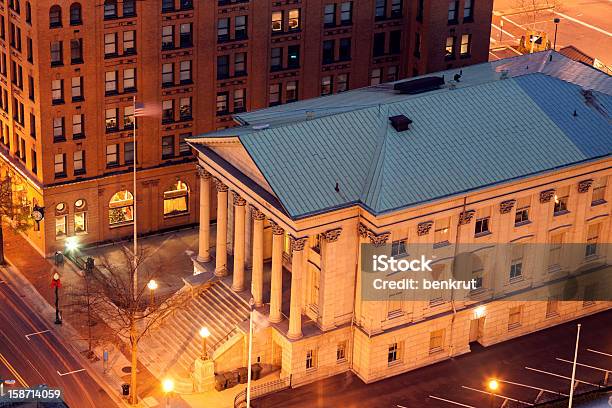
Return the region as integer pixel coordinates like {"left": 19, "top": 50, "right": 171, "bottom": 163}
{"left": 568, "top": 324, "right": 581, "bottom": 408}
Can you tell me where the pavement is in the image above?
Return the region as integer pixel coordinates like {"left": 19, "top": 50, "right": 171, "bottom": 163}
{"left": 254, "top": 309, "right": 612, "bottom": 408}
{"left": 490, "top": 0, "right": 612, "bottom": 67}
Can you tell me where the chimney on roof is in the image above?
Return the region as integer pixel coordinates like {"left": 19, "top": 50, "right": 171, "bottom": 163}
{"left": 389, "top": 114, "right": 413, "bottom": 132}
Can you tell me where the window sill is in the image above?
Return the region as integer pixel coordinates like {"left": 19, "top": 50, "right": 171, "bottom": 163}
{"left": 507, "top": 323, "right": 521, "bottom": 331}
{"left": 53, "top": 137, "right": 67, "bottom": 143}
{"left": 52, "top": 100, "right": 65, "bottom": 106}
{"left": 51, "top": 62, "right": 64, "bottom": 68}
{"left": 428, "top": 348, "right": 443, "bottom": 356}
{"left": 74, "top": 170, "right": 86, "bottom": 176}
{"left": 509, "top": 275, "right": 524, "bottom": 284}
{"left": 164, "top": 211, "right": 190, "bottom": 219}
{"left": 73, "top": 133, "right": 85, "bottom": 140}
{"left": 106, "top": 163, "right": 120, "bottom": 169}
{"left": 54, "top": 173, "right": 67, "bottom": 179}
{"left": 72, "top": 97, "right": 84, "bottom": 103}
{"left": 474, "top": 231, "right": 492, "bottom": 238}
{"left": 591, "top": 199, "right": 606, "bottom": 207}
{"left": 553, "top": 210, "right": 570, "bottom": 217}
{"left": 387, "top": 359, "right": 402, "bottom": 367}
{"left": 71, "top": 59, "right": 84, "bottom": 65}
{"left": 514, "top": 220, "right": 531, "bottom": 227}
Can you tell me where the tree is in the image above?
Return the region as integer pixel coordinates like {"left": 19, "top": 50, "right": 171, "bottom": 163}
{"left": 0, "top": 166, "right": 33, "bottom": 264}
{"left": 87, "top": 247, "right": 191, "bottom": 405}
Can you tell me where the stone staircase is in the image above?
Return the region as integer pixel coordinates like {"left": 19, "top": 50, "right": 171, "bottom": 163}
{"left": 139, "top": 280, "right": 250, "bottom": 392}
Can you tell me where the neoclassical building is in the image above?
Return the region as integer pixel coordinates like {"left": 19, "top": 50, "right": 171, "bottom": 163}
{"left": 188, "top": 51, "right": 611, "bottom": 387}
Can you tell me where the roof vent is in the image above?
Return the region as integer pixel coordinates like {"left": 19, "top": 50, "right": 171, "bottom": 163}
{"left": 252, "top": 124, "right": 270, "bottom": 130}
{"left": 393, "top": 76, "right": 445, "bottom": 95}
{"left": 389, "top": 115, "right": 413, "bottom": 132}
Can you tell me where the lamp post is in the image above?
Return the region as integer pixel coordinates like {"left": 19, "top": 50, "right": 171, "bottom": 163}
{"left": 147, "top": 279, "right": 158, "bottom": 308}
{"left": 553, "top": 17, "right": 560, "bottom": 50}
{"left": 487, "top": 379, "right": 499, "bottom": 408}
{"left": 51, "top": 271, "right": 62, "bottom": 325}
{"left": 162, "top": 378, "right": 174, "bottom": 408}
{"left": 199, "top": 327, "right": 210, "bottom": 360}
{"left": 246, "top": 298, "right": 255, "bottom": 408}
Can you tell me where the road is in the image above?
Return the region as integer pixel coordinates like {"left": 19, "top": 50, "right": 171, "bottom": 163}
{"left": 0, "top": 269, "right": 118, "bottom": 408}
{"left": 490, "top": 0, "right": 612, "bottom": 66}
{"left": 255, "top": 309, "right": 612, "bottom": 408}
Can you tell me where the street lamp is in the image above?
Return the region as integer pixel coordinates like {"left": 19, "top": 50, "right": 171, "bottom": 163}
{"left": 65, "top": 236, "right": 79, "bottom": 252}
{"left": 553, "top": 17, "right": 561, "bottom": 51}
{"left": 199, "top": 327, "right": 210, "bottom": 360}
{"left": 487, "top": 379, "right": 499, "bottom": 407}
{"left": 162, "top": 378, "right": 174, "bottom": 408}
{"left": 51, "top": 271, "right": 62, "bottom": 325}
{"left": 147, "top": 279, "right": 158, "bottom": 307}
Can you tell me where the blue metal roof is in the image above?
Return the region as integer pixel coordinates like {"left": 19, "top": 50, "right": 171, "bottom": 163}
{"left": 191, "top": 63, "right": 612, "bottom": 220}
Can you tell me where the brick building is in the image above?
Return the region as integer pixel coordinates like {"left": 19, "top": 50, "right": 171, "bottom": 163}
{"left": 0, "top": 0, "right": 492, "bottom": 256}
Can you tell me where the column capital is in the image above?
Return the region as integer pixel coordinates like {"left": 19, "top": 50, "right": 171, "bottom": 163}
{"left": 458, "top": 209, "right": 475, "bottom": 225}
{"left": 417, "top": 220, "right": 434, "bottom": 236}
{"left": 577, "top": 179, "right": 593, "bottom": 193}
{"left": 358, "top": 223, "right": 390, "bottom": 247}
{"left": 322, "top": 227, "right": 342, "bottom": 242}
{"left": 499, "top": 199, "right": 516, "bottom": 214}
{"left": 232, "top": 192, "right": 247, "bottom": 206}
{"left": 214, "top": 178, "right": 229, "bottom": 192}
{"left": 270, "top": 220, "right": 284, "bottom": 235}
{"left": 196, "top": 165, "right": 211, "bottom": 180}
{"left": 539, "top": 189, "right": 555, "bottom": 203}
{"left": 290, "top": 236, "right": 308, "bottom": 252}
{"left": 251, "top": 207, "right": 266, "bottom": 221}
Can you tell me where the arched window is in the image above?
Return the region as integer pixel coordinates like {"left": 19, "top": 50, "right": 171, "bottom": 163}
{"left": 109, "top": 190, "right": 133, "bottom": 225}
{"left": 49, "top": 5, "right": 62, "bottom": 28}
{"left": 55, "top": 202, "right": 68, "bottom": 238}
{"left": 104, "top": 0, "right": 117, "bottom": 19}
{"left": 70, "top": 3, "right": 82, "bottom": 25}
{"left": 74, "top": 199, "right": 87, "bottom": 233}
{"left": 163, "top": 180, "right": 189, "bottom": 217}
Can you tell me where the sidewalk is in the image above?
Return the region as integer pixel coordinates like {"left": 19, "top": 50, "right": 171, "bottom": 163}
{"left": 1, "top": 226, "right": 192, "bottom": 408}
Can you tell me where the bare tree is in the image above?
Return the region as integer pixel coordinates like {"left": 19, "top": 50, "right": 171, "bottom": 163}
{"left": 0, "top": 165, "right": 33, "bottom": 264}
{"left": 88, "top": 247, "right": 191, "bottom": 405}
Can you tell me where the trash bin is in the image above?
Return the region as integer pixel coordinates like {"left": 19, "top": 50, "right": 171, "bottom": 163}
{"left": 121, "top": 383, "right": 130, "bottom": 396}
{"left": 54, "top": 251, "right": 64, "bottom": 266}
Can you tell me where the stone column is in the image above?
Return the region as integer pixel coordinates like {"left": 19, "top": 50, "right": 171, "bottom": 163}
{"left": 231, "top": 193, "right": 247, "bottom": 292}
{"left": 251, "top": 208, "right": 265, "bottom": 307}
{"left": 214, "top": 179, "right": 229, "bottom": 277}
{"left": 197, "top": 166, "right": 212, "bottom": 263}
{"left": 269, "top": 221, "right": 284, "bottom": 323}
{"left": 319, "top": 228, "right": 342, "bottom": 331}
{"left": 288, "top": 236, "right": 307, "bottom": 340}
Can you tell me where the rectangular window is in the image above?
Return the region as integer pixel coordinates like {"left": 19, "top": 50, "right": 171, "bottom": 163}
{"left": 340, "top": 1, "right": 352, "bottom": 24}
{"left": 591, "top": 177, "right": 607, "bottom": 205}
{"left": 474, "top": 209, "right": 490, "bottom": 235}
{"left": 514, "top": 196, "right": 530, "bottom": 225}
{"left": 179, "top": 132, "right": 191, "bottom": 156}
{"left": 508, "top": 306, "right": 522, "bottom": 329}
{"left": 124, "top": 106, "right": 134, "bottom": 128}
{"left": 162, "top": 0, "right": 174, "bottom": 12}
{"left": 464, "top": 0, "right": 473, "bottom": 21}
{"left": 162, "top": 99, "right": 174, "bottom": 122}
{"left": 55, "top": 215, "right": 67, "bottom": 237}
{"left": 288, "top": 9, "right": 300, "bottom": 30}
{"left": 336, "top": 341, "right": 347, "bottom": 362}
{"left": 104, "top": 0, "right": 117, "bottom": 18}
{"left": 51, "top": 79, "right": 63, "bottom": 103}
{"left": 179, "top": 97, "right": 192, "bottom": 119}
{"left": 105, "top": 108, "right": 118, "bottom": 131}
{"left": 124, "top": 141, "right": 134, "bottom": 164}
{"left": 217, "top": 18, "right": 229, "bottom": 42}
{"left": 234, "top": 52, "right": 246, "bottom": 76}
{"left": 269, "top": 83, "right": 280, "bottom": 106}
{"left": 162, "top": 25, "right": 174, "bottom": 49}
{"left": 271, "top": 11, "right": 283, "bottom": 32}
{"left": 429, "top": 329, "right": 444, "bottom": 353}
{"left": 548, "top": 232, "right": 564, "bottom": 269}
{"left": 391, "top": 239, "right": 407, "bottom": 257}
{"left": 162, "top": 63, "right": 174, "bottom": 86}
{"left": 370, "top": 68, "right": 381, "bottom": 85}
{"left": 286, "top": 81, "right": 298, "bottom": 102}
{"left": 50, "top": 41, "right": 63, "bottom": 65}
{"left": 445, "top": 36, "right": 456, "bottom": 58}
{"left": 162, "top": 135, "right": 175, "bottom": 158}
{"left": 235, "top": 16, "right": 247, "bottom": 40}
{"left": 448, "top": 0, "right": 458, "bottom": 22}
{"left": 388, "top": 343, "right": 398, "bottom": 364}
{"left": 216, "top": 92, "right": 229, "bottom": 114}
{"left": 336, "top": 73, "right": 349, "bottom": 92}
{"left": 105, "top": 71, "right": 117, "bottom": 94}
{"left": 305, "top": 349, "right": 316, "bottom": 370}
{"left": 106, "top": 144, "right": 118, "bottom": 166}
{"left": 553, "top": 186, "right": 569, "bottom": 214}
{"left": 123, "top": 68, "right": 136, "bottom": 91}
{"left": 510, "top": 245, "right": 523, "bottom": 280}
{"left": 460, "top": 34, "right": 471, "bottom": 55}
{"left": 322, "top": 40, "right": 335, "bottom": 64}
{"left": 321, "top": 76, "right": 332, "bottom": 96}
{"left": 583, "top": 284, "right": 597, "bottom": 307}
{"left": 389, "top": 31, "right": 401, "bottom": 54}
{"left": 123, "top": 30, "right": 136, "bottom": 54}
{"left": 387, "top": 66, "right": 398, "bottom": 82}
{"left": 391, "top": 0, "right": 402, "bottom": 17}
{"left": 104, "top": 33, "right": 117, "bottom": 56}
{"left": 373, "top": 32, "right": 385, "bottom": 57}
{"left": 180, "top": 23, "right": 193, "bottom": 47}
{"left": 233, "top": 89, "right": 245, "bottom": 113}
{"left": 71, "top": 76, "right": 83, "bottom": 101}
{"left": 375, "top": 0, "right": 386, "bottom": 20}
{"left": 73, "top": 150, "right": 85, "bottom": 174}
{"left": 270, "top": 47, "right": 283, "bottom": 71}
{"left": 585, "top": 223, "right": 600, "bottom": 258}
{"left": 70, "top": 39, "right": 83, "bottom": 63}
{"left": 74, "top": 212, "right": 87, "bottom": 234}
{"left": 339, "top": 38, "right": 351, "bottom": 61}
{"left": 72, "top": 114, "right": 84, "bottom": 138}
{"left": 54, "top": 153, "right": 65, "bottom": 176}
{"left": 324, "top": 4, "right": 336, "bottom": 27}
{"left": 287, "top": 45, "right": 300, "bottom": 68}
{"left": 53, "top": 117, "right": 65, "bottom": 141}
{"left": 123, "top": 0, "right": 136, "bottom": 16}
{"left": 546, "top": 296, "right": 559, "bottom": 317}
{"left": 434, "top": 217, "right": 450, "bottom": 245}
{"left": 179, "top": 60, "right": 192, "bottom": 83}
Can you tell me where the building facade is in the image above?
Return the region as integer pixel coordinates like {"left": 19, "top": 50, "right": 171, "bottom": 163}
{"left": 188, "top": 52, "right": 611, "bottom": 388}
{"left": 0, "top": 0, "right": 492, "bottom": 256}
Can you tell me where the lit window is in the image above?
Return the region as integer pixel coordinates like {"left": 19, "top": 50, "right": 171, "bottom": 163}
{"left": 288, "top": 9, "right": 300, "bottom": 30}
{"left": 271, "top": 11, "right": 282, "bottom": 32}
{"left": 164, "top": 180, "right": 189, "bottom": 216}
{"left": 434, "top": 217, "right": 450, "bottom": 245}
{"left": 553, "top": 186, "right": 569, "bottom": 214}
{"left": 109, "top": 190, "right": 134, "bottom": 226}
{"left": 445, "top": 36, "right": 455, "bottom": 58}
{"left": 56, "top": 215, "right": 67, "bottom": 237}
{"left": 460, "top": 34, "right": 471, "bottom": 55}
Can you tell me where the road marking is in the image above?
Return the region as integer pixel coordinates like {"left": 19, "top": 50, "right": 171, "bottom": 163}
{"left": 491, "top": 23, "right": 516, "bottom": 38}
{"left": 0, "top": 352, "right": 29, "bottom": 387}
{"left": 25, "top": 329, "right": 50, "bottom": 340}
{"left": 587, "top": 349, "right": 612, "bottom": 358}
{"left": 525, "top": 367, "right": 599, "bottom": 386}
{"left": 499, "top": 379, "right": 568, "bottom": 396}
{"left": 57, "top": 368, "right": 86, "bottom": 376}
{"left": 501, "top": 16, "right": 525, "bottom": 29}
{"left": 462, "top": 385, "right": 534, "bottom": 406}
{"left": 428, "top": 395, "right": 476, "bottom": 407}
{"left": 554, "top": 11, "right": 612, "bottom": 37}
{"left": 556, "top": 358, "right": 611, "bottom": 373}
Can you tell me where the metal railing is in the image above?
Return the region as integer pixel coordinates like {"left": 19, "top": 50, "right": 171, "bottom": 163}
{"left": 234, "top": 375, "right": 291, "bottom": 408}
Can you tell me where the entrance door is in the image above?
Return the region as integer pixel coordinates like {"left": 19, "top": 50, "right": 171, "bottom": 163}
{"left": 469, "top": 317, "right": 485, "bottom": 344}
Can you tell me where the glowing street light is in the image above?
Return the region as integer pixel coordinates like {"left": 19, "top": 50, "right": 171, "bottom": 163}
{"left": 474, "top": 305, "right": 486, "bottom": 319}
{"left": 162, "top": 378, "right": 174, "bottom": 408}
{"left": 487, "top": 379, "right": 499, "bottom": 408}
{"left": 147, "top": 279, "right": 158, "bottom": 307}
{"left": 65, "top": 237, "right": 79, "bottom": 252}
{"left": 199, "top": 327, "right": 210, "bottom": 360}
